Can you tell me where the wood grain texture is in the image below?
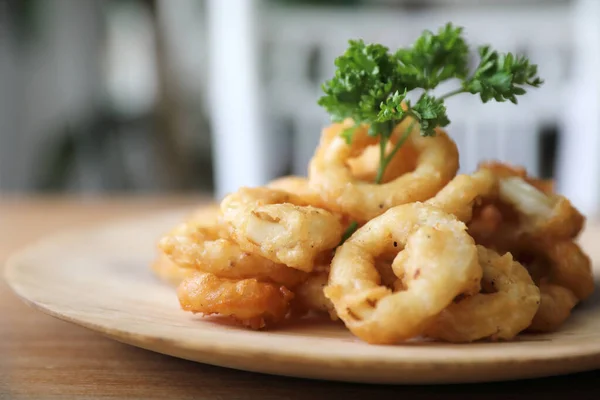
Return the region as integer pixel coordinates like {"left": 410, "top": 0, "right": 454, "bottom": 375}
{"left": 2, "top": 197, "right": 600, "bottom": 399}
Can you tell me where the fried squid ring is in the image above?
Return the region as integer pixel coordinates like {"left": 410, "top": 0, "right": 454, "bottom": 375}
{"left": 470, "top": 161, "right": 584, "bottom": 240}
{"left": 160, "top": 203, "right": 225, "bottom": 240}
{"left": 220, "top": 187, "right": 343, "bottom": 272}
{"left": 526, "top": 238, "right": 594, "bottom": 301}
{"left": 479, "top": 161, "right": 554, "bottom": 194}
{"left": 308, "top": 118, "right": 459, "bottom": 222}
{"left": 347, "top": 138, "right": 418, "bottom": 184}
{"left": 152, "top": 204, "right": 224, "bottom": 285}
{"left": 498, "top": 176, "right": 584, "bottom": 239}
{"left": 426, "top": 169, "right": 497, "bottom": 223}
{"left": 527, "top": 282, "right": 579, "bottom": 332}
{"left": 177, "top": 272, "right": 294, "bottom": 329}
{"left": 374, "top": 255, "right": 401, "bottom": 290}
{"left": 185, "top": 203, "right": 223, "bottom": 225}
{"left": 467, "top": 221, "right": 593, "bottom": 332}
{"left": 266, "top": 175, "right": 329, "bottom": 209}
{"left": 467, "top": 203, "right": 504, "bottom": 241}
{"left": 472, "top": 224, "right": 594, "bottom": 302}
{"left": 324, "top": 203, "right": 481, "bottom": 344}
{"left": 475, "top": 161, "right": 585, "bottom": 239}
{"left": 292, "top": 272, "right": 338, "bottom": 320}
{"left": 158, "top": 220, "right": 306, "bottom": 287}
{"left": 425, "top": 246, "right": 540, "bottom": 342}
{"left": 267, "top": 175, "right": 356, "bottom": 232}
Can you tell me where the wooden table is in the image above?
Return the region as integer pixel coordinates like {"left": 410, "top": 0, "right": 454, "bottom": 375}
{"left": 2, "top": 197, "right": 600, "bottom": 399}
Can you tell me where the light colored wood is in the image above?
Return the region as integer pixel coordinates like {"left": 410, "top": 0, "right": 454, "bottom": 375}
{"left": 4, "top": 201, "right": 600, "bottom": 386}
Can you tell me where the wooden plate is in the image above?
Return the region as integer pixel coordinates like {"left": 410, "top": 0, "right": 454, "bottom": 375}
{"left": 5, "top": 210, "right": 600, "bottom": 384}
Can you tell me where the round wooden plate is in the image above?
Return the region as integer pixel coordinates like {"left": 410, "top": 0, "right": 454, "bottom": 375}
{"left": 5, "top": 209, "right": 600, "bottom": 384}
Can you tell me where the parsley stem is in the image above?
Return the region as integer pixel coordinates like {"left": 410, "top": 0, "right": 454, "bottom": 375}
{"left": 375, "top": 136, "right": 388, "bottom": 184}
{"left": 375, "top": 119, "right": 415, "bottom": 184}
{"left": 338, "top": 221, "right": 359, "bottom": 246}
{"left": 387, "top": 121, "right": 415, "bottom": 161}
{"left": 438, "top": 88, "right": 465, "bottom": 100}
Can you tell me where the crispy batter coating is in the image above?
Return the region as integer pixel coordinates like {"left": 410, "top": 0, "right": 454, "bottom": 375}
{"left": 476, "top": 161, "right": 585, "bottom": 239}
{"left": 159, "top": 220, "right": 306, "bottom": 287}
{"left": 527, "top": 282, "right": 579, "bottom": 332}
{"left": 308, "top": 118, "right": 459, "bottom": 222}
{"left": 177, "top": 272, "right": 294, "bottom": 329}
{"left": 221, "top": 187, "right": 343, "bottom": 272}
{"left": 152, "top": 204, "right": 223, "bottom": 285}
{"left": 479, "top": 161, "right": 554, "bottom": 194}
{"left": 266, "top": 176, "right": 329, "bottom": 210}
{"left": 292, "top": 271, "right": 338, "bottom": 320}
{"left": 347, "top": 139, "right": 418, "bottom": 183}
{"left": 467, "top": 193, "right": 593, "bottom": 333}
{"left": 524, "top": 238, "right": 594, "bottom": 301}
{"left": 154, "top": 133, "right": 593, "bottom": 343}
{"left": 498, "top": 176, "right": 585, "bottom": 239}
{"left": 426, "top": 169, "right": 497, "bottom": 223}
{"left": 425, "top": 246, "right": 540, "bottom": 342}
{"left": 325, "top": 203, "right": 481, "bottom": 344}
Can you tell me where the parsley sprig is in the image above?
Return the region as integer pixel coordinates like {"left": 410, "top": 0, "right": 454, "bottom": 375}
{"left": 318, "top": 23, "right": 543, "bottom": 184}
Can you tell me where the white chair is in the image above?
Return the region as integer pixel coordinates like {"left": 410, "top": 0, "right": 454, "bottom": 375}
{"left": 555, "top": 0, "right": 600, "bottom": 217}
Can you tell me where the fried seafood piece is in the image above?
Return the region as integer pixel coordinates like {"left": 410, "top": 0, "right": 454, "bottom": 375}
{"left": 468, "top": 217, "right": 593, "bottom": 332}
{"left": 151, "top": 204, "right": 223, "bottom": 285}
{"left": 374, "top": 255, "right": 401, "bottom": 290}
{"left": 324, "top": 203, "right": 482, "bottom": 344}
{"left": 466, "top": 161, "right": 592, "bottom": 325}
{"left": 220, "top": 187, "right": 343, "bottom": 272}
{"left": 477, "top": 162, "right": 585, "bottom": 239}
{"left": 177, "top": 272, "right": 294, "bottom": 329}
{"left": 524, "top": 238, "right": 594, "bottom": 302}
{"left": 347, "top": 138, "right": 418, "bottom": 184}
{"left": 158, "top": 200, "right": 307, "bottom": 288}
{"left": 158, "top": 203, "right": 306, "bottom": 287}
{"left": 469, "top": 219, "right": 594, "bottom": 302}
{"left": 308, "top": 118, "right": 459, "bottom": 222}
{"left": 160, "top": 203, "right": 225, "bottom": 241}
{"left": 479, "top": 161, "right": 554, "bottom": 194}
{"left": 266, "top": 175, "right": 329, "bottom": 209}
{"left": 466, "top": 203, "right": 504, "bottom": 240}
{"left": 267, "top": 175, "right": 354, "bottom": 229}
{"left": 151, "top": 253, "right": 196, "bottom": 286}
{"left": 426, "top": 169, "right": 497, "bottom": 223}
{"left": 291, "top": 271, "right": 338, "bottom": 320}
{"left": 527, "top": 282, "right": 579, "bottom": 332}
{"left": 185, "top": 203, "right": 223, "bottom": 225}
{"left": 498, "top": 176, "right": 584, "bottom": 239}
{"left": 158, "top": 220, "right": 306, "bottom": 287}
{"left": 424, "top": 246, "right": 540, "bottom": 342}
{"left": 292, "top": 254, "right": 419, "bottom": 321}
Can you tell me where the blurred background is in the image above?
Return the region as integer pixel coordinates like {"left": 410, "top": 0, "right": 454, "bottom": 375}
{"left": 1, "top": 0, "right": 599, "bottom": 214}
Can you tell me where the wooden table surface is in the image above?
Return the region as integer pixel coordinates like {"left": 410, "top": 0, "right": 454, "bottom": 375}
{"left": 2, "top": 196, "right": 600, "bottom": 399}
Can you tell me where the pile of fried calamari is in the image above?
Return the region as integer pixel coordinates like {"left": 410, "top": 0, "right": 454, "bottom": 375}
{"left": 152, "top": 119, "right": 594, "bottom": 344}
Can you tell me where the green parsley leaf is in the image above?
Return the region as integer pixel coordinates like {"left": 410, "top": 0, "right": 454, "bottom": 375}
{"left": 395, "top": 23, "right": 469, "bottom": 90}
{"left": 318, "top": 23, "right": 544, "bottom": 183}
{"left": 318, "top": 39, "right": 402, "bottom": 126}
{"left": 412, "top": 94, "right": 449, "bottom": 136}
{"left": 464, "top": 46, "right": 544, "bottom": 104}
